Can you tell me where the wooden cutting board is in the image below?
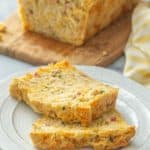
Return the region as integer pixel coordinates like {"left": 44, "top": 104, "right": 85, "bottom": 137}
{"left": 0, "top": 13, "right": 131, "bottom": 66}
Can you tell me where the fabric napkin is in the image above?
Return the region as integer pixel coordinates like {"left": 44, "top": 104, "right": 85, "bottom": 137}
{"left": 124, "top": 2, "right": 150, "bottom": 88}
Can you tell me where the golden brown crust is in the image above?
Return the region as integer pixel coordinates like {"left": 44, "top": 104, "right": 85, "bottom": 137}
{"left": 30, "top": 110, "right": 136, "bottom": 150}
{"left": 10, "top": 61, "right": 118, "bottom": 126}
{"left": 85, "top": 0, "right": 139, "bottom": 40}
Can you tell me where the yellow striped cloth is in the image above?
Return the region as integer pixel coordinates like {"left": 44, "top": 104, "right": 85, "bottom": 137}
{"left": 124, "top": 2, "right": 150, "bottom": 88}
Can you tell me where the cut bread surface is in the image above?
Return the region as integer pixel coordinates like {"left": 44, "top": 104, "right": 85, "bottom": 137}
{"left": 10, "top": 61, "right": 118, "bottom": 126}
{"left": 31, "top": 110, "right": 135, "bottom": 150}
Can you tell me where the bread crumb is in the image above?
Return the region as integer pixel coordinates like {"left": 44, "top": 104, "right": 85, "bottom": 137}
{"left": 0, "top": 23, "right": 6, "bottom": 32}
{"left": 102, "top": 51, "right": 108, "bottom": 56}
{"left": 0, "top": 33, "right": 4, "bottom": 41}
{"left": 0, "top": 23, "right": 6, "bottom": 41}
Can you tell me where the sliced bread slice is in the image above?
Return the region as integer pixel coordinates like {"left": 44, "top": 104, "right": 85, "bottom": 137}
{"left": 10, "top": 61, "right": 118, "bottom": 126}
{"left": 31, "top": 110, "right": 135, "bottom": 150}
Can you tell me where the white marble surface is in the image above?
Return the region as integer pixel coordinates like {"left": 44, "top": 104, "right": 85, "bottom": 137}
{"left": 0, "top": 0, "right": 125, "bottom": 81}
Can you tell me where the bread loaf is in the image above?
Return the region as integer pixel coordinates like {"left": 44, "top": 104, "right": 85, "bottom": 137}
{"left": 18, "top": 0, "right": 139, "bottom": 45}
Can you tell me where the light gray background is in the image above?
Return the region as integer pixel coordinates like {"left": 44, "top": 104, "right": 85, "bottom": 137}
{"left": 0, "top": 0, "right": 125, "bottom": 81}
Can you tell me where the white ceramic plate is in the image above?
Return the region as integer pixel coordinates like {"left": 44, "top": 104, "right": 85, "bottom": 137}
{"left": 0, "top": 66, "right": 150, "bottom": 150}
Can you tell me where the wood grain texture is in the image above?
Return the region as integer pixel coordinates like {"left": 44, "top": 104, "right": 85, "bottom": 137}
{"left": 0, "top": 13, "right": 131, "bottom": 66}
